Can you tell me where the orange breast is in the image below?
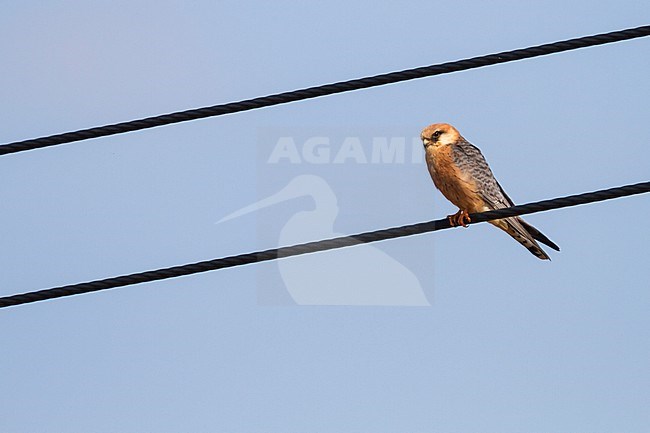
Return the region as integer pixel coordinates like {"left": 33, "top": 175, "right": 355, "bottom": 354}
{"left": 425, "top": 145, "right": 484, "bottom": 212}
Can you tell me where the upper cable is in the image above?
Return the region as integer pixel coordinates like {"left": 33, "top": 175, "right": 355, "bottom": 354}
{"left": 1, "top": 25, "right": 649, "bottom": 156}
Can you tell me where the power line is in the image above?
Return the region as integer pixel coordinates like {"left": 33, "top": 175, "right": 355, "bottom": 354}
{"left": 1, "top": 25, "right": 649, "bottom": 156}
{"left": 1, "top": 180, "right": 648, "bottom": 309}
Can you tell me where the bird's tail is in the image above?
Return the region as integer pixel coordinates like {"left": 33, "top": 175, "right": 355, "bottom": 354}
{"left": 490, "top": 217, "right": 559, "bottom": 260}
{"left": 518, "top": 219, "right": 560, "bottom": 252}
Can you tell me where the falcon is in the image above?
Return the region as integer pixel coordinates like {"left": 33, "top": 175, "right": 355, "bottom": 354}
{"left": 421, "top": 123, "right": 559, "bottom": 260}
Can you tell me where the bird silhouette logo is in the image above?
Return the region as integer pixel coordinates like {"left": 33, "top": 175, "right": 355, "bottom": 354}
{"left": 218, "top": 174, "right": 429, "bottom": 306}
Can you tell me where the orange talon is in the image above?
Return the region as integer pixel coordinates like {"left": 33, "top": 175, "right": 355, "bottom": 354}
{"left": 459, "top": 210, "right": 471, "bottom": 227}
{"left": 447, "top": 209, "right": 471, "bottom": 228}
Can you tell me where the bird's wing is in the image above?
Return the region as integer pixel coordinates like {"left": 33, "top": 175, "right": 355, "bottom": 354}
{"left": 452, "top": 140, "right": 511, "bottom": 210}
{"left": 452, "top": 140, "right": 560, "bottom": 253}
{"left": 495, "top": 180, "right": 516, "bottom": 207}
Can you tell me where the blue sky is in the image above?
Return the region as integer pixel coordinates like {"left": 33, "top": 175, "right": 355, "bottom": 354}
{"left": 1, "top": 1, "right": 649, "bottom": 432}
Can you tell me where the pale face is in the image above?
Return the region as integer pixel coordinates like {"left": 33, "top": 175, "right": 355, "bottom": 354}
{"left": 421, "top": 123, "right": 460, "bottom": 149}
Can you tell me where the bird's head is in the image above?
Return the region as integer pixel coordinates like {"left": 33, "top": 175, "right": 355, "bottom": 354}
{"left": 421, "top": 123, "right": 461, "bottom": 149}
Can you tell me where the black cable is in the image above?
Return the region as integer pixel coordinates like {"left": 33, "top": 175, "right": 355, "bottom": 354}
{"left": 1, "top": 25, "right": 649, "bottom": 156}
{"left": 1, "top": 181, "right": 648, "bottom": 309}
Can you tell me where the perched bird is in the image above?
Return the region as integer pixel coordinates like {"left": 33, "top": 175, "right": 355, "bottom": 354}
{"left": 421, "top": 123, "right": 559, "bottom": 260}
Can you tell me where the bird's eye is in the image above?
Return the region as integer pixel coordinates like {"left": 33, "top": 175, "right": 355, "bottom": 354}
{"left": 432, "top": 130, "right": 442, "bottom": 140}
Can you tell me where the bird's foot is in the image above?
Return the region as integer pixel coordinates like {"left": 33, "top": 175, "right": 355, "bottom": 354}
{"left": 448, "top": 209, "right": 471, "bottom": 228}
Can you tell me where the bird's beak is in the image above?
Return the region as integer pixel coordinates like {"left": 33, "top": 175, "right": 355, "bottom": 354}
{"left": 422, "top": 139, "right": 431, "bottom": 148}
